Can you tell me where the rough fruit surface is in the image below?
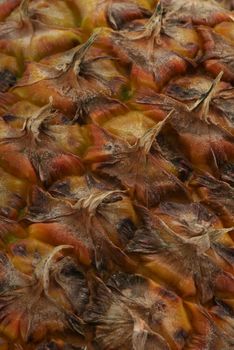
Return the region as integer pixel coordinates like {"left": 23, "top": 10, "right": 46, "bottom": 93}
{"left": 0, "top": 0, "right": 233, "bottom": 349}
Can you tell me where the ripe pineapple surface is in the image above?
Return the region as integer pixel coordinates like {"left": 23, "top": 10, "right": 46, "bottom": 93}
{"left": 0, "top": 0, "right": 233, "bottom": 349}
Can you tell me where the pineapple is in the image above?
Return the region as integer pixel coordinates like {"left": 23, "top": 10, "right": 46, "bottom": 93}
{"left": 0, "top": 0, "right": 233, "bottom": 349}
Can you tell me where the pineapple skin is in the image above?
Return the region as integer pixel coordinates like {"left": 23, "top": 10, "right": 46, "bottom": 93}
{"left": 0, "top": 0, "right": 233, "bottom": 349}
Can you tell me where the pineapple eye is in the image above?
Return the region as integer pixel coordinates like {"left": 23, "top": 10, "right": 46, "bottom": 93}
{"left": 104, "top": 142, "right": 122, "bottom": 154}
{"left": 104, "top": 143, "right": 114, "bottom": 151}
{"left": 0, "top": 69, "right": 17, "bottom": 92}
{"left": 11, "top": 244, "right": 27, "bottom": 256}
{"left": 104, "top": 143, "right": 116, "bottom": 153}
{"left": 149, "top": 300, "right": 167, "bottom": 324}
{"left": 152, "top": 300, "right": 167, "bottom": 313}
